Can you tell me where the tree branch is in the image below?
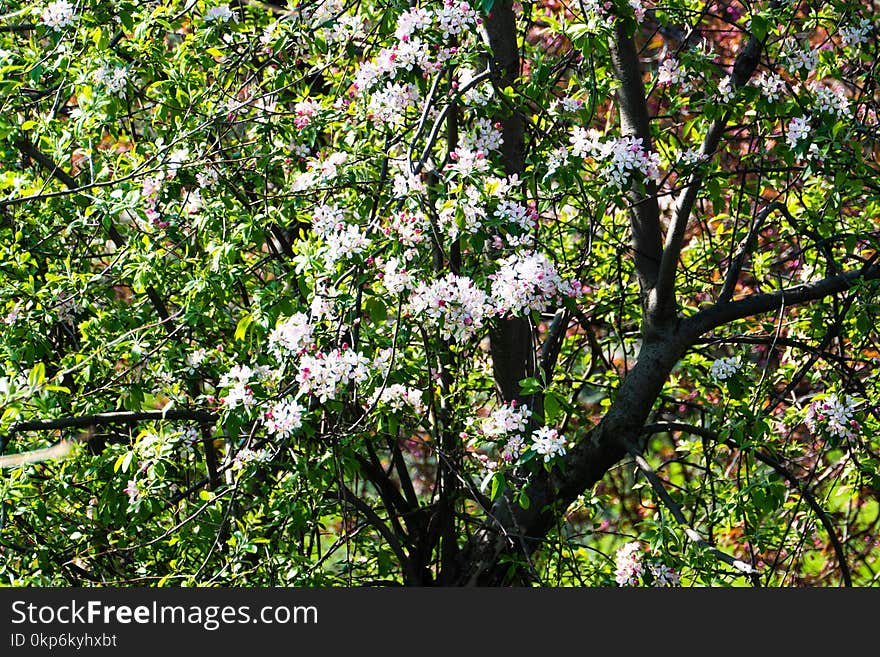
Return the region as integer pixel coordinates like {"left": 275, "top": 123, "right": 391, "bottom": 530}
{"left": 0, "top": 23, "right": 36, "bottom": 33}
{"left": 685, "top": 262, "right": 880, "bottom": 337}
{"left": 8, "top": 409, "right": 218, "bottom": 435}
{"left": 652, "top": 23, "right": 768, "bottom": 322}
{"left": 608, "top": 22, "right": 664, "bottom": 299}
{"left": 718, "top": 201, "right": 785, "bottom": 303}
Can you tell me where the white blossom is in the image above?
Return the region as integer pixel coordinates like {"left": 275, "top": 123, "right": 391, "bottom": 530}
{"left": 376, "top": 384, "right": 426, "bottom": 415}
{"left": 494, "top": 201, "right": 536, "bottom": 232}
{"left": 481, "top": 402, "right": 532, "bottom": 439}
{"left": 657, "top": 58, "right": 689, "bottom": 90}
{"left": 367, "top": 82, "right": 420, "bottom": 128}
{"left": 718, "top": 76, "right": 735, "bottom": 103}
{"left": 710, "top": 356, "right": 741, "bottom": 381}
{"left": 490, "top": 251, "right": 579, "bottom": 316}
{"left": 839, "top": 18, "right": 872, "bottom": 48}
{"left": 409, "top": 274, "right": 490, "bottom": 342}
{"left": 232, "top": 447, "right": 271, "bottom": 469}
{"left": 264, "top": 398, "right": 304, "bottom": 439}
{"left": 93, "top": 65, "right": 128, "bottom": 96}
{"left": 296, "top": 348, "right": 370, "bottom": 402}
{"left": 436, "top": 0, "right": 478, "bottom": 38}
{"left": 40, "top": 1, "right": 76, "bottom": 31}
{"left": 204, "top": 4, "right": 236, "bottom": 23}
{"left": 755, "top": 72, "right": 786, "bottom": 102}
{"left": 531, "top": 426, "right": 567, "bottom": 462}
{"left": 460, "top": 118, "right": 504, "bottom": 154}
{"left": 379, "top": 256, "right": 413, "bottom": 294}
{"left": 810, "top": 83, "right": 849, "bottom": 118}
{"left": 268, "top": 313, "right": 315, "bottom": 360}
{"left": 615, "top": 542, "right": 644, "bottom": 586}
{"left": 649, "top": 563, "right": 680, "bottom": 587}
{"left": 805, "top": 394, "right": 861, "bottom": 441}
{"left": 394, "top": 6, "right": 433, "bottom": 41}
{"left": 570, "top": 130, "right": 661, "bottom": 188}
{"left": 786, "top": 116, "right": 811, "bottom": 149}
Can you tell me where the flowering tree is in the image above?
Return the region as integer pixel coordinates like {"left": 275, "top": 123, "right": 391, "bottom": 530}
{"left": 0, "top": 0, "right": 878, "bottom": 586}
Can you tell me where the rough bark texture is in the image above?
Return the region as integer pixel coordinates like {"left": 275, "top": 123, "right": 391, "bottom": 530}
{"left": 456, "top": 332, "right": 689, "bottom": 584}
{"left": 608, "top": 23, "right": 664, "bottom": 300}
{"left": 481, "top": 1, "right": 536, "bottom": 408}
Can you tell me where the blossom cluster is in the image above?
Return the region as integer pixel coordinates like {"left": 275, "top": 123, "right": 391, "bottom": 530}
{"left": 460, "top": 118, "right": 504, "bottom": 154}
{"left": 382, "top": 210, "right": 427, "bottom": 259}
{"left": 531, "top": 427, "right": 567, "bottom": 462}
{"left": 311, "top": 204, "right": 371, "bottom": 267}
{"left": 710, "top": 356, "right": 741, "bottom": 382}
{"left": 366, "top": 82, "right": 421, "bottom": 128}
{"left": 570, "top": 129, "right": 662, "bottom": 188}
{"left": 614, "top": 542, "right": 644, "bottom": 586}
{"left": 378, "top": 256, "right": 414, "bottom": 294}
{"left": 93, "top": 65, "right": 129, "bottom": 96}
{"left": 290, "top": 151, "right": 347, "bottom": 191}
{"left": 264, "top": 398, "right": 305, "bottom": 439}
{"left": 296, "top": 348, "right": 371, "bottom": 403}
{"left": 354, "top": 2, "right": 477, "bottom": 95}
{"left": 810, "top": 83, "right": 849, "bottom": 118}
{"left": 409, "top": 273, "right": 490, "bottom": 342}
{"left": 755, "top": 72, "right": 786, "bottom": 102}
{"left": 494, "top": 200, "right": 537, "bottom": 233}
{"left": 784, "top": 42, "right": 819, "bottom": 74}
{"left": 657, "top": 58, "right": 690, "bottom": 91}
{"left": 470, "top": 401, "right": 567, "bottom": 466}
{"left": 470, "top": 402, "right": 532, "bottom": 463}
{"left": 268, "top": 313, "right": 315, "bottom": 361}
{"left": 481, "top": 402, "right": 532, "bottom": 439}
{"left": 649, "top": 563, "right": 681, "bottom": 587}
{"left": 549, "top": 95, "right": 584, "bottom": 115}
{"left": 490, "top": 251, "right": 579, "bottom": 317}
{"left": 204, "top": 4, "right": 236, "bottom": 23}
{"left": 40, "top": 0, "right": 76, "bottom": 31}
{"left": 839, "top": 18, "right": 873, "bottom": 48}
{"left": 786, "top": 117, "right": 810, "bottom": 149}
{"left": 805, "top": 393, "right": 861, "bottom": 441}
{"left": 436, "top": 185, "right": 484, "bottom": 239}
{"left": 614, "top": 542, "right": 680, "bottom": 587}
{"left": 375, "top": 384, "right": 426, "bottom": 415}
{"left": 232, "top": 447, "right": 271, "bottom": 469}
{"left": 293, "top": 98, "right": 320, "bottom": 130}
{"left": 219, "top": 363, "right": 271, "bottom": 409}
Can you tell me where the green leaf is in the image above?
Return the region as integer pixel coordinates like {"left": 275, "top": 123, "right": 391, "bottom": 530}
{"left": 544, "top": 391, "right": 562, "bottom": 424}
{"left": 114, "top": 451, "right": 133, "bottom": 474}
{"left": 27, "top": 362, "right": 46, "bottom": 389}
{"left": 234, "top": 313, "right": 253, "bottom": 341}
{"left": 726, "top": 378, "right": 744, "bottom": 399}
{"left": 490, "top": 473, "right": 504, "bottom": 501}
{"left": 366, "top": 297, "right": 387, "bottom": 324}
{"left": 519, "top": 377, "right": 542, "bottom": 395}
{"left": 750, "top": 14, "right": 769, "bottom": 41}
{"left": 481, "top": 0, "right": 496, "bottom": 13}
{"left": 20, "top": 120, "right": 38, "bottom": 131}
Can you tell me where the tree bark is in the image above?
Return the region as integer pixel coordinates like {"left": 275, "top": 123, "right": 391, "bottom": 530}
{"left": 483, "top": 0, "right": 535, "bottom": 407}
